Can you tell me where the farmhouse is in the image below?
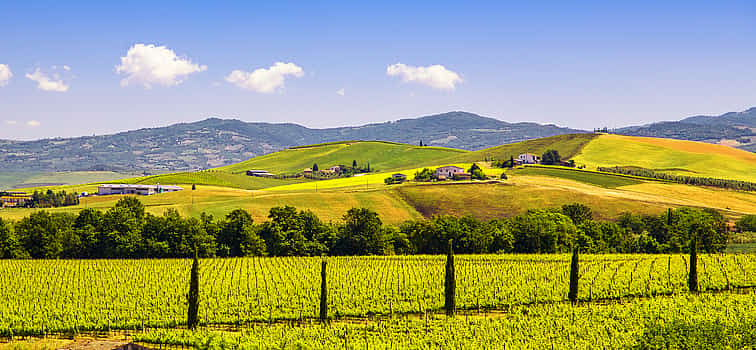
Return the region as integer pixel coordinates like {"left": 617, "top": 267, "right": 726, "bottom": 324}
{"left": 435, "top": 166, "right": 465, "bottom": 180}
{"left": 0, "top": 192, "right": 31, "bottom": 208}
{"left": 329, "top": 165, "right": 341, "bottom": 173}
{"left": 246, "top": 169, "right": 274, "bottom": 177}
{"left": 98, "top": 184, "right": 183, "bottom": 196}
{"left": 392, "top": 173, "right": 407, "bottom": 183}
{"left": 518, "top": 153, "right": 541, "bottom": 164}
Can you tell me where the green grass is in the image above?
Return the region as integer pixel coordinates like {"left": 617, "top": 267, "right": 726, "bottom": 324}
{"left": 110, "top": 170, "right": 305, "bottom": 190}
{"left": 0, "top": 185, "right": 424, "bottom": 225}
{"left": 394, "top": 182, "right": 669, "bottom": 221}
{"left": 513, "top": 166, "right": 643, "bottom": 188}
{"left": 572, "top": 134, "right": 756, "bottom": 182}
{"left": 452, "top": 133, "right": 598, "bottom": 163}
{"left": 220, "top": 141, "right": 468, "bottom": 175}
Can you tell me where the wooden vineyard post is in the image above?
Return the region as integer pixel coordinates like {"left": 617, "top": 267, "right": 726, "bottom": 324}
{"left": 445, "top": 239, "right": 456, "bottom": 317}
{"left": 568, "top": 245, "right": 579, "bottom": 304}
{"left": 320, "top": 259, "right": 328, "bottom": 322}
{"left": 688, "top": 234, "right": 698, "bottom": 292}
{"left": 187, "top": 250, "right": 200, "bottom": 329}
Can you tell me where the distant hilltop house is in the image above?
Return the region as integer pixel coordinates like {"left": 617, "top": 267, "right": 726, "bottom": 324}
{"left": 518, "top": 153, "right": 541, "bottom": 164}
{"left": 0, "top": 191, "right": 31, "bottom": 208}
{"left": 435, "top": 166, "right": 465, "bottom": 180}
{"left": 246, "top": 169, "right": 274, "bottom": 178}
{"left": 98, "top": 184, "right": 183, "bottom": 196}
{"left": 392, "top": 173, "right": 407, "bottom": 183}
{"left": 329, "top": 165, "right": 341, "bottom": 173}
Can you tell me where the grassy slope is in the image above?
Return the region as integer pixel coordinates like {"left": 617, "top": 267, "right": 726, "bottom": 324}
{"left": 452, "top": 133, "right": 598, "bottom": 163}
{"left": 220, "top": 141, "right": 468, "bottom": 175}
{"left": 110, "top": 170, "right": 304, "bottom": 190}
{"left": 513, "top": 166, "right": 643, "bottom": 188}
{"left": 0, "top": 185, "right": 423, "bottom": 225}
{"left": 4, "top": 133, "right": 755, "bottom": 225}
{"left": 572, "top": 134, "right": 756, "bottom": 182}
{"left": 395, "top": 182, "right": 670, "bottom": 221}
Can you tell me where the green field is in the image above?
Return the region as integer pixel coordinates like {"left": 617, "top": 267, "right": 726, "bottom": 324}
{"left": 454, "top": 133, "right": 598, "bottom": 163}
{"left": 512, "top": 166, "right": 643, "bottom": 188}
{"left": 220, "top": 141, "right": 468, "bottom": 175}
{"left": 394, "top": 181, "right": 669, "bottom": 220}
{"left": 2, "top": 254, "right": 756, "bottom": 349}
{"left": 572, "top": 134, "right": 756, "bottom": 182}
{"left": 4, "top": 134, "right": 755, "bottom": 225}
{"left": 132, "top": 291, "right": 756, "bottom": 349}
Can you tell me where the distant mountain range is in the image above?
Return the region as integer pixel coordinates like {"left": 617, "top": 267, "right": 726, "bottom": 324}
{"left": 1, "top": 107, "right": 753, "bottom": 174}
{"left": 616, "top": 107, "right": 756, "bottom": 152}
{"left": 0, "top": 112, "right": 583, "bottom": 172}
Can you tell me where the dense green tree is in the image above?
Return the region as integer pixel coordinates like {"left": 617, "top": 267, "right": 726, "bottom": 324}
{"left": 510, "top": 210, "right": 576, "bottom": 253}
{"left": 561, "top": 203, "right": 593, "bottom": 226}
{"left": 312, "top": 163, "right": 319, "bottom": 172}
{"left": 15, "top": 211, "right": 75, "bottom": 258}
{"left": 333, "top": 208, "right": 387, "bottom": 255}
{"left": 219, "top": 209, "right": 266, "bottom": 257}
{"left": 736, "top": 215, "right": 756, "bottom": 233}
{"left": 0, "top": 218, "right": 25, "bottom": 258}
{"left": 99, "top": 206, "right": 143, "bottom": 258}
{"left": 114, "top": 196, "right": 146, "bottom": 222}
{"left": 541, "top": 149, "right": 561, "bottom": 165}
{"left": 414, "top": 168, "right": 435, "bottom": 182}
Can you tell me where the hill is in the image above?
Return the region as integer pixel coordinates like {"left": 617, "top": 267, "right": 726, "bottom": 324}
{"left": 221, "top": 141, "right": 467, "bottom": 175}
{"left": 617, "top": 107, "right": 756, "bottom": 151}
{"left": 571, "top": 134, "right": 756, "bottom": 182}
{"left": 0, "top": 112, "right": 583, "bottom": 174}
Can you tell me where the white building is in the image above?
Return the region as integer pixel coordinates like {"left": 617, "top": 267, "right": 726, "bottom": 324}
{"left": 98, "top": 184, "right": 183, "bottom": 196}
{"left": 329, "top": 165, "right": 341, "bottom": 173}
{"left": 518, "top": 153, "right": 541, "bottom": 164}
{"left": 435, "top": 166, "right": 465, "bottom": 180}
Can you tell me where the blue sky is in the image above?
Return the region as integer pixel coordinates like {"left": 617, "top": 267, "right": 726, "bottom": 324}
{"left": 1, "top": 1, "right": 754, "bottom": 140}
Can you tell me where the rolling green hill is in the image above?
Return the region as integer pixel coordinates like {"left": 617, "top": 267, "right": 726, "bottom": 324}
{"left": 4, "top": 133, "right": 754, "bottom": 225}
{"left": 220, "top": 141, "right": 468, "bottom": 175}
{"left": 452, "top": 133, "right": 598, "bottom": 163}
{"left": 572, "top": 134, "right": 756, "bottom": 182}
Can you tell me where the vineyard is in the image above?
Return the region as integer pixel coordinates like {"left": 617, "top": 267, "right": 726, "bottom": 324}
{"left": 2, "top": 254, "right": 756, "bottom": 343}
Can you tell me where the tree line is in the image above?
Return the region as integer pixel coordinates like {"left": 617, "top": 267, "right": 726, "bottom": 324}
{"left": 598, "top": 166, "right": 756, "bottom": 192}
{"left": 0, "top": 198, "right": 728, "bottom": 259}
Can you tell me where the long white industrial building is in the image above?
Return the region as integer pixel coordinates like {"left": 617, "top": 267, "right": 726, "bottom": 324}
{"left": 98, "top": 184, "right": 183, "bottom": 196}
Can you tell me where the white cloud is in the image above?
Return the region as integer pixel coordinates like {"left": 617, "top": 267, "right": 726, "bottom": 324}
{"left": 116, "top": 43, "right": 207, "bottom": 88}
{"left": 386, "top": 63, "right": 462, "bottom": 90}
{"left": 225, "top": 62, "right": 304, "bottom": 93}
{"left": 336, "top": 88, "right": 345, "bottom": 96}
{"left": 63, "top": 65, "right": 71, "bottom": 71}
{"left": 25, "top": 68, "right": 69, "bottom": 92}
{"left": 0, "top": 64, "right": 12, "bottom": 87}
{"left": 27, "top": 120, "right": 40, "bottom": 127}
{"left": 5, "top": 120, "right": 17, "bottom": 125}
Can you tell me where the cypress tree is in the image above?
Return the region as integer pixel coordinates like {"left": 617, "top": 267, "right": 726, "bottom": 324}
{"left": 688, "top": 234, "right": 698, "bottom": 292}
{"left": 187, "top": 250, "right": 200, "bottom": 329}
{"left": 320, "top": 260, "right": 328, "bottom": 322}
{"left": 568, "top": 245, "right": 579, "bottom": 303}
{"left": 445, "top": 239, "right": 456, "bottom": 317}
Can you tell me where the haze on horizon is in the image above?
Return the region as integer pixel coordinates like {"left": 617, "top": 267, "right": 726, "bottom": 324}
{"left": 1, "top": 1, "right": 755, "bottom": 141}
